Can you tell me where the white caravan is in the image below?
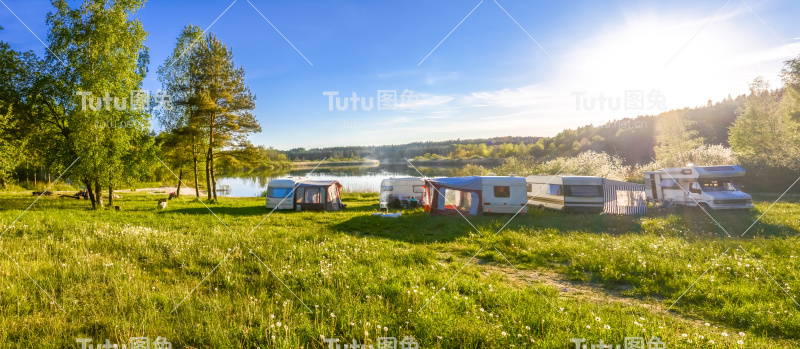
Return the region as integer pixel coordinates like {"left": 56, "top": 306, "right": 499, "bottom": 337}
{"left": 643, "top": 165, "right": 754, "bottom": 210}
{"left": 380, "top": 177, "right": 426, "bottom": 209}
{"left": 480, "top": 176, "right": 529, "bottom": 214}
{"left": 422, "top": 176, "right": 528, "bottom": 215}
{"left": 265, "top": 177, "right": 308, "bottom": 210}
{"left": 526, "top": 175, "right": 605, "bottom": 212}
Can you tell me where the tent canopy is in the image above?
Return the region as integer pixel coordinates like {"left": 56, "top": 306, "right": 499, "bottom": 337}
{"left": 294, "top": 180, "right": 343, "bottom": 211}
{"left": 424, "top": 176, "right": 482, "bottom": 191}
{"left": 424, "top": 177, "right": 483, "bottom": 216}
{"left": 297, "top": 180, "right": 343, "bottom": 188}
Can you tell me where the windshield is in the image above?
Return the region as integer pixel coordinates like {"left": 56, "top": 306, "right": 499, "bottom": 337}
{"left": 700, "top": 180, "right": 739, "bottom": 192}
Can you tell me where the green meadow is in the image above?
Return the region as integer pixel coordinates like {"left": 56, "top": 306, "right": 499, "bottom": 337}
{"left": 0, "top": 190, "right": 798, "bottom": 348}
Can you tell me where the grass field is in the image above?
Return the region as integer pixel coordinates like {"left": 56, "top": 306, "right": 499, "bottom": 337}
{"left": 0, "top": 190, "right": 798, "bottom": 348}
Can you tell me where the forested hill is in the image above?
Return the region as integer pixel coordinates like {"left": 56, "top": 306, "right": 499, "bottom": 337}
{"left": 285, "top": 94, "right": 746, "bottom": 165}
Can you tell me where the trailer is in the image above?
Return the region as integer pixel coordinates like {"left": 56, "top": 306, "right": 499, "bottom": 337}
{"left": 526, "top": 175, "right": 647, "bottom": 214}
{"left": 265, "top": 177, "right": 307, "bottom": 210}
{"left": 643, "top": 165, "right": 754, "bottom": 210}
{"left": 526, "top": 175, "right": 604, "bottom": 212}
{"left": 423, "top": 176, "right": 528, "bottom": 215}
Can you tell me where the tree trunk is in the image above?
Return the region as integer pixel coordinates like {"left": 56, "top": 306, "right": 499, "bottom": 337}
{"left": 208, "top": 117, "right": 217, "bottom": 201}
{"left": 85, "top": 179, "right": 96, "bottom": 209}
{"left": 193, "top": 153, "right": 200, "bottom": 199}
{"left": 108, "top": 185, "right": 114, "bottom": 206}
{"left": 95, "top": 180, "right": 104, "bottom": 208}
{"left": 176, "top": 168, "right": 182, "bottom": 198}
{"left": 205, "top": 148, "right": 213, "bottom": 201}
{"left": 210, "top": 153, "right": 217, "bottom": 201}
{"left": 1, "top": 178, "right": 6, "bottom": 189}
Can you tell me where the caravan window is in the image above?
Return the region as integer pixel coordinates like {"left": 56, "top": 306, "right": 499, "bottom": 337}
{"left": 494, "top": 186, "right": 510, "bottom": 198}
{"left": 547, "top": 184, "right": 562, "bottom": 195}
{"left": 566, "top": 185, "right": 602, "bottom": 197}
{"left": 381, "top": 186, "right": 393, "bottom": 191}
{"left": 700, "top": 180, "right": 739, "bottom": 192}
{"left": 660, "top": 179, "right": 678, "bottom": 188}
{"left": 413, "top": 185, "right": 425, "bottom": 193}
{"left": 268, "top": 188, "right": 293, "bottom": 198}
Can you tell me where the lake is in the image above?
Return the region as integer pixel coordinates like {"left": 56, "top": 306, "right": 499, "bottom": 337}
{"left": 215, "top": 163, "right": 453, "bottom": 197}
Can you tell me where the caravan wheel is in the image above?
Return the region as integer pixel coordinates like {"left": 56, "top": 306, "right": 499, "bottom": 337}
{"left": 698, "top": 202, "right": 711, "bottom": 211}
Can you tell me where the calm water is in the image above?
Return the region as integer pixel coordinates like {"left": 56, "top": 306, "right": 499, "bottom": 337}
{"left": 215, "top": 164, "right": 451, "bottom": 197}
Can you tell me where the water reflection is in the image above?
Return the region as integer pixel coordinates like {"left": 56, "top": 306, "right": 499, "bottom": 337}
{"left": 215, "top": 164, "right": 452, "bottom": 197}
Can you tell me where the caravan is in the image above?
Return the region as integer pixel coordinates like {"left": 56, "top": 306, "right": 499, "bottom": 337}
{"left": 643, "top": 165, "right": 754, "bottom": 210}
{"left": 265, "top": 177, "right": 345, "bottom": 211}
{"left": 526, "top": 175, "right": 605, "bottom": 212}
{"left": 380, "top": 177, "right": 426, "bottom": 210}
{"left": 265, "top": 177, "right": 307, "bottom": 210}
{"left": 526, "top": 175, "right": 647, "bottom": 214}
{"left": 423, "top": 176, "right": 528, "bottom": 215}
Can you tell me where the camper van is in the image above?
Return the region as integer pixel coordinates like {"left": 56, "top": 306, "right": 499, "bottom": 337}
{"left": 643, "top": 165, "right": 754, "bottom": 210}
{"left": 380, "top": 177, "right": 426, "bottom": 210}
{"left": 265, "top": 177, "right": 307, "bottom": 210}
{"left": 526, "top": 175, "right": 605, "bottom": 212}
{"left": 423, "top": 176, "right": 528, "bottom": 215}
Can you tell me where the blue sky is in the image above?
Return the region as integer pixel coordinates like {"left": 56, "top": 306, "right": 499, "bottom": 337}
{"left": 2, "top": 0, "right": 799, "bottom": 149}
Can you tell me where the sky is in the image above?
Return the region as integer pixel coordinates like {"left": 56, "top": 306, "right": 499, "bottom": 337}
{"left": 2, "top": 0, "right": 799, "bottom": 150}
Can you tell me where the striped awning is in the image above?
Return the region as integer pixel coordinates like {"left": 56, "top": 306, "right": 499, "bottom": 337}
{"left": 603, "top": 180, "right": 647, "bottom": 215}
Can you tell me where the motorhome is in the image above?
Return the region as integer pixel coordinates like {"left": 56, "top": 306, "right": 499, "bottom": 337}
{"left": 423, "top": 176, "right": 528, "bottom": 215}
{"left": 265, "top": 177, "right": 307, "bottom": 210}
{"left": 379, "top": 177, "right": 426, "bottom": 210}
{"left": 643, "top": 165, "right": 754, "bottom": 210}
{"left": 525, "top": 175, "right": 647, "bottom": 214}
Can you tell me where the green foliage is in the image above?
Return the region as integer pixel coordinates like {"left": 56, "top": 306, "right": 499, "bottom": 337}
{"left": 493, "top": 151, "right": 634, "bottom": 181}
{"left": 0, "top": 104, "right": 25, "bottom": 187}
{"left": 687, "top": 144, "right": 736, "bottom": 166}
{"left": 36, "top": 0, "right": 154, "bottom": 206}
{"left": 449, "top": 164, "right": 490, "bottom": 176}
{"left": 730, "top": 78, "right": 800, "bottom": 170}
{"left": 654, "top": 110, "right": 703, "bottom": 167}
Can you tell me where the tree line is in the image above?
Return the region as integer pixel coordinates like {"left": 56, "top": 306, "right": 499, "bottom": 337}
{"left": 449, "top": 57, "right": 800, "bottom": 192}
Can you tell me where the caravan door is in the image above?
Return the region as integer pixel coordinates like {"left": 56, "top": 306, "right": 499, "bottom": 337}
{"left": 438, "top": 188, "right": 480, "bottom": 215}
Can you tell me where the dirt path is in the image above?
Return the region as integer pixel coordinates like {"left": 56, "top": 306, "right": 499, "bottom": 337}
{"left": 472, "top": 257, "right": 758, "bottom": 334}
{"left": 117, "top": 186, "right": 205, "bottom": 197}
{"left": 476, "top": 258, "right": 667, "bottom": 312}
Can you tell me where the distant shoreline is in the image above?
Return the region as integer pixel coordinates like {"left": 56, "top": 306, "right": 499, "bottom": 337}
{"left": 291, "top": 159, "right": 380, "bottom": 168}
{"left": 291, "top": 158, "right": 503, "bottom": 168}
